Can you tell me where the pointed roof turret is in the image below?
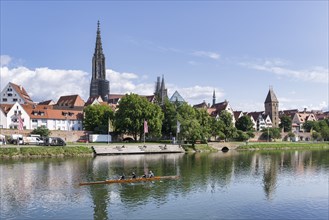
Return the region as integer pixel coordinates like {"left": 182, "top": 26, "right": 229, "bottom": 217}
{"left": 265, "top": 87, "right": 278, "bottom": 103}
{"left": 95, "top": 20, "right": 104, "bottom": 55}
{"left": 161, "top": 75, "right": 166, "bottom": 91}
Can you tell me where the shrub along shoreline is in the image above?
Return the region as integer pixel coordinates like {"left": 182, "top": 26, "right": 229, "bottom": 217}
{"left": 237, "top": 142, "right": 329, "bottom": 150}
{"left": 0, "top": 146, "right": 94, "bottom": 158}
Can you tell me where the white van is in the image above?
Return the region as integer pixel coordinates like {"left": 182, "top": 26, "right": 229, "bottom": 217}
{"left": 10, "top": 134, "right": 24, "bottom": 145}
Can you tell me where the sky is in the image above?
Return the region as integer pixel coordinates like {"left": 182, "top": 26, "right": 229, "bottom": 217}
{"left": 1, "top": 1, "right": 328, "bottom": 112}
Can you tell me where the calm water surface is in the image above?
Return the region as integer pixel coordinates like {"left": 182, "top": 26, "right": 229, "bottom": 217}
{"left": 1, "top": 149, "right": 328, "bottom": 220}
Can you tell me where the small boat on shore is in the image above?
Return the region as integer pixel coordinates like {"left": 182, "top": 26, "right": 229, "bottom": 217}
{"left": 79, "top": 175, "right": 179, "bottom": 186}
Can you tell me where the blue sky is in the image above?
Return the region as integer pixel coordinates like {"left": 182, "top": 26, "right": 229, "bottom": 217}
{"left": 1, "top": 1, "right": 328, "bottom": 112}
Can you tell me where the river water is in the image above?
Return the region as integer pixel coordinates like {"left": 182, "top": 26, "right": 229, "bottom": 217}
{"left": 1, "top": 149, "right": 328, "bottom": 220}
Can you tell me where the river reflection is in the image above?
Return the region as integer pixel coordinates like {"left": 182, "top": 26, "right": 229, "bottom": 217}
{"left": 1, "top": 149, "right": 328, "bottom": 220}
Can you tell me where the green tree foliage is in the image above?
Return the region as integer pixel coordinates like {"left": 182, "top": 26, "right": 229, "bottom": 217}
{"left": 31, "top": 126, "right": 51, "bottom": 137}
{"left": 210, "top": 117, "right": 225, "bottom": 141}
{"left": 176, "top": 103, "right": 201, "bottom": 145}
{"left": 303, "top": 121, "right": 320, "bottom": 132}
{"left": 261, "top": 127, "right": 282, "bottom": 141}
{"left": 218, "top": 111, "right": 236, "bottom": 141}
{"left": 235, "top": 130, "right": 250, "bottom": 141}
{"left": 161, "top": 100, "right": 178, "bottom": 138}
{"left": 196, "top": 108, "right": 212, "bottom": 143}
{"left": 83, "top": 104, "right": 114, "bottom": 134}
{"left": 304, "top": 119, "right": 329, "bottom": 141}
{"left": 279, "top": 115, "right": 292, "bottom": 132}
{"left": 235, "top": 115, "right": 254, "bottom": 131}
{"left": 114, "top": 94, "right": 164, "bottom": 141}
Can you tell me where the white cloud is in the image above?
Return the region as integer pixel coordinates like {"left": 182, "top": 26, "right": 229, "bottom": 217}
{"left": 1, "top": 65, "right": 90, "bottom": 102}
{"left": 241, "top": 59, "right": 328, "bottom": 83}
{"left": 192, "top": 51, "right": 220, "bottom": 60}
{"left": 0, "top": 55, "right": 12, "bottom": 67}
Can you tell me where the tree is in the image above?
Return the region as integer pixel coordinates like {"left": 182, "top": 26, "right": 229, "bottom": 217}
{"left": 176, "top": 103, "right": 202, "bottom": 146}
{"left": 210, "top": 117, "right": 225, "bottom": 141}
{"left": 261, "top": 127, "right": 281, "bottom": 141}
{"left": 235, "top": 130, "right": 249, "bottom": 141}
{"left": 31, "top": 126, "right": 51, "bottom": 137}
{"left": 279, "top": 115, "right": 292, "bottom": 132}
{"left": 235, "top": 115, "right": 254, "bottom": 131}
{"left": 196, "top": 108, "right": 212, "bottom": 143}
{"left": 161, "top": 100, "right": 177, "bottom": 139}
{"left": 114, "top": 94, "right": 163, "bottom": 141}
{"left": 218, "top": 111, "right": 236, "bottom": 141}
{"left": 303, "top": 121, "right": 320, "bottom": 132}
{"left": 83, "top": 104, "right": 114, "bottom": 134}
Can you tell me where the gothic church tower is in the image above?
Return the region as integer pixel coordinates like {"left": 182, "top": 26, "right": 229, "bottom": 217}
{"left": 90, "top": 21, "right": 110, "bottom": 101}
{"left": 264, "top": 87, "right": 279, "bottom": 128}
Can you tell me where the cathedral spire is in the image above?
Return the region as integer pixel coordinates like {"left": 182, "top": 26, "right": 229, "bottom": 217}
{"left": 90, "top": 21, "right": 109, "bottom": 101}
{"left": 212, "top": 89, "right": 216, "bottom": 106}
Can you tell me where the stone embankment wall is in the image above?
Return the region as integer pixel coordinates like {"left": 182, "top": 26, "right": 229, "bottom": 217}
{"left": 0, "top": 129, "right": 91, "bottom": 142}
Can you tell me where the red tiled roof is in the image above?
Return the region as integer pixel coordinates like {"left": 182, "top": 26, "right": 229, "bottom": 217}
{"left": 22, "top": 104, "right": 83, "bottom": 120}
{"left": 56, "top": 95, "right": 85, "bottom": 107}
{"left": 193, "top": 101, "right": 208, "bottom": 109}
{"left": 0, "top": 104, "right": 13, "bottom": 115}
{"left": 10, "top": 82, "right": 34, "bottom": 104}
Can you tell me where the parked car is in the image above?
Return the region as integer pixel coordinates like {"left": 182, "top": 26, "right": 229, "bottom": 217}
{"left": 44, "top": 137, "right": 66, "bottom": 146}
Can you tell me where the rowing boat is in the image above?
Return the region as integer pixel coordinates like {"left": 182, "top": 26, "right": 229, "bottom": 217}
{"left": 79, "top": 175, "right": 179, "bottom": 186}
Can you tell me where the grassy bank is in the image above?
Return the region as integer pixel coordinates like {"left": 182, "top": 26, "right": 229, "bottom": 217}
{"left": 237, "top": 142, "right": 329, "bottom": 150}
{"left": 0, "top": 146, "right": 94, "bottom": 158}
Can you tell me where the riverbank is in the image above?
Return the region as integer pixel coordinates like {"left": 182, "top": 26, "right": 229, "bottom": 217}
{"left": 236, "top": 142, "right": 329, "bottom": 150}
{"left": 0, "top": 146, "right": 93, "bottom": 158}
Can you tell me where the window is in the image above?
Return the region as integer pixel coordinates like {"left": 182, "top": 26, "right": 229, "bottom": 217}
{"left": 7, "top": 88, "right": 12, "bottom": 92}
{"left": 41, "top": 119, "right": 47, "bottom": 123}
{"left": 32, "top": 119, "right": 37, "bottom": 123}
{"left": 7, "top": 93, "right": 12, "bottom": 97}
{"left": 2, "top": 98, "right": 7, "bottom": 102}
{"left": 13, "top": 98, "right": 17, "bottom": 102}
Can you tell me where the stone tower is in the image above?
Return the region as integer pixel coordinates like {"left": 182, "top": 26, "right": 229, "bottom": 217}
{"left": 154, "top": 75, "right": 168, "bottom": 105}
{"left": 264, "top": 87, "right": 279, "bottom": 128}
{"left": 90, "top": 21, "right": 110, "bottom": 101}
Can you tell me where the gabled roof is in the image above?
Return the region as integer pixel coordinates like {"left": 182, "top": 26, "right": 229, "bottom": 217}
{"left": 0, "top": 104, "right": 13, "bottom": 115}
{"left": 211, "top": 100, "right": 229, "bottom": 111}
{"left": 38, "top": 100, "right": 55, "bottom": 105}
{"left": 108, "top": 94, "right": 125, "bottom": 104}
{"left": 294, "top": 113, "right": 317, "bottom": 123}
{"left": 22, "top": 104, "right": 83, "bottom": 120}
{"left": 193, "top": 101, "right": 208, "bottom": 109}
{"left": 233, "top": 111, "right": 243, "bottom": 121}
{"left": 108, "top": 94, "right": 156, "bottom": 105}
{"left": 170, "top": 91, "right": 185, "bottom": 103}
{"left": 9, "top": 82, "right": 34, "bottom": 104}
{"left": 247, "top": 111, "right": 264, "bottom": 121}
{"left": 265, "top": 88, "right": 278, "bottom": 103}
{"left": 56, "top": 95, "right": 85, "bottom": 107}
{"left": 85, "top": 96, "right": 104, "bottom": 106}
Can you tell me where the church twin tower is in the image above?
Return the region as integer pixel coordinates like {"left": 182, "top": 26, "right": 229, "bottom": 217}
{"left": 89, "top": 21, "right": 109, "bottom": 102}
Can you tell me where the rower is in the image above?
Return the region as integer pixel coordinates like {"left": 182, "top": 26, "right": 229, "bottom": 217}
{"left": 149, "top": 170, "right": 154, "bottom": 178}
{"left": 132, "top": 172, "right": 136, "bottom": 179}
